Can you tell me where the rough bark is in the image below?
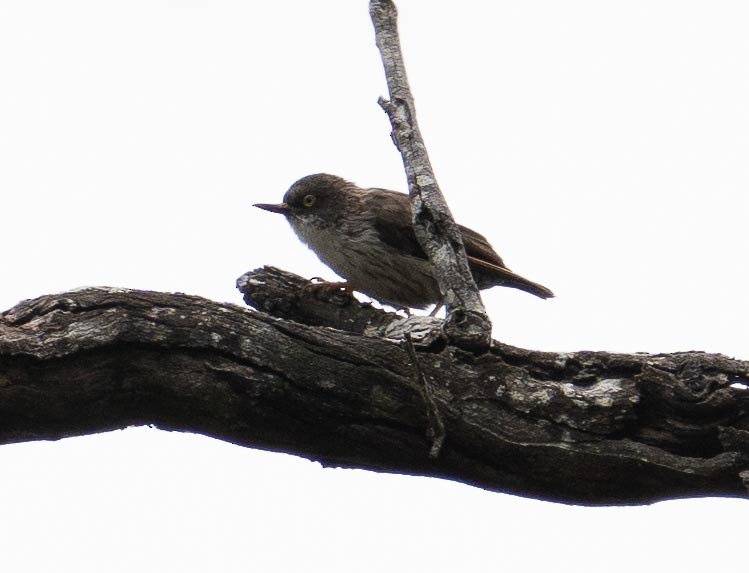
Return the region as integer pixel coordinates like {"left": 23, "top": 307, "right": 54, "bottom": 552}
{"left": 370, "top": 0, "right": 492, "bottom": 351}
{"left": 2, "top": 266, "right": 748, "bottom": 506}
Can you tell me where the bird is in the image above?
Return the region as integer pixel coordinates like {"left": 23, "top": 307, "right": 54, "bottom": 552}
{"left": 254, "top": 173, "right": 553, "bottom": 310}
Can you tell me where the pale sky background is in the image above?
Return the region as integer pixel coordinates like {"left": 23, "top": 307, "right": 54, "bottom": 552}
{"left": 1, "top": 1, "right": 748, "bottom": 571}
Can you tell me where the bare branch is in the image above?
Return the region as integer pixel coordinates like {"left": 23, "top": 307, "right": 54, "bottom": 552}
{"left": 2, "top": 269, "right": 748, "bottom": 506}
{"left": 370, "top": 0, "right": 491, "bottom": 352}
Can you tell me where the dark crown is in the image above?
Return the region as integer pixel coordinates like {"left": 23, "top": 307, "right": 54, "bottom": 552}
{"left": 283, "top": 173, "right": 353, "bottom": 210}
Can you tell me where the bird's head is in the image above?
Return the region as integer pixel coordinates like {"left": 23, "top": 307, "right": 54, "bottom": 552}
{"left": 254, "top": 173, "right": 355, "bottom": 229}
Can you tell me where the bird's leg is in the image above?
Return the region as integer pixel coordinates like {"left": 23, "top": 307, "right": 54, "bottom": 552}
{"left": 429, "top": 304, "right": 444, "bottom": 317}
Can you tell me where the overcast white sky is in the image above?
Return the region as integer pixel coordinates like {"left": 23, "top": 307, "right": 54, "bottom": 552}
{"left": 1, "top": 1, "right": 748, "bottom": 571}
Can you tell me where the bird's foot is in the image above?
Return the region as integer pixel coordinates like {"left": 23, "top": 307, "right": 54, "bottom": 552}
{"left": 394, "top": 306, "right": 412, "bottom": 317}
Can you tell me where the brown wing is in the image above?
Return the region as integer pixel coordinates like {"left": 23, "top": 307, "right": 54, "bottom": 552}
{"left": 370, "top": 190, "right": 508, "bottom": 265}
{"left": 459, "top": 224, "right": 508, "bottom": 269}
{"left": 367, "top": 190, "right": 553, "bottom": 298}
{"left": 368, "top": 189, "right": 429, "bottom": 259}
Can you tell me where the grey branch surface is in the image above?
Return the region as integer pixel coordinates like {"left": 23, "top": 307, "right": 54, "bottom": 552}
{"left": 2, "top": 266, "right": 748, "bottom": 506}
{"left": 370, "top": 0, "right": 492, "bottom": 351}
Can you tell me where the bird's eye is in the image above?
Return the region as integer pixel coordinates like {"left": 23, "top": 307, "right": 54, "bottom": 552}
{"left": 303, "top": 194, "right": 316, "bottom": 207}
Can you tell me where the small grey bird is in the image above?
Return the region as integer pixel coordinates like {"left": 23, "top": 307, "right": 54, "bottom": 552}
{"left": 255, "top": 173, "right": 553, "bottom": 309}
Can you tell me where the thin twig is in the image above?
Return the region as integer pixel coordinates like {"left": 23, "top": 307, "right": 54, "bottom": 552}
{"left": 403, "top": 332, "right": 446, "bottom": 459}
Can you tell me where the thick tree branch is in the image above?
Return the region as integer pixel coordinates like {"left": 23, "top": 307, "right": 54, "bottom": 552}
{"left": 370, "top": 0, "right": 491, "bottom": 351}
{"left": 2, "top": 267, "right": 748, "bottom": 506}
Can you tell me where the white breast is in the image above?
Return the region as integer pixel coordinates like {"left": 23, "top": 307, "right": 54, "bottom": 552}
{"left": 290, "top": 216, "right": 383, "bottom": 280}
{"left": 287, "top": 213, "right": 440, "bottom": 307}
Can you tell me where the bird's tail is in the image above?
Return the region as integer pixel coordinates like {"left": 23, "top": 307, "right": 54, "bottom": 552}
{"left": 468, "top": 256, "right": 554, "bottom": 299}
{"left": 501, "top": 271, "right": 555, "bottom": 299}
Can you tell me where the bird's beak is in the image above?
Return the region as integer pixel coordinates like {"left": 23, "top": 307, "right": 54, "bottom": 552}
{"left": 254, "top": 202, "right": 290, "bottom": 215}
